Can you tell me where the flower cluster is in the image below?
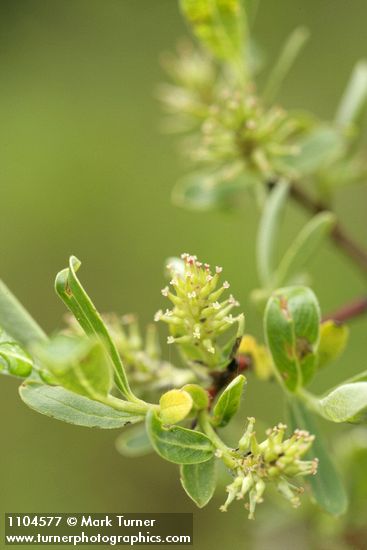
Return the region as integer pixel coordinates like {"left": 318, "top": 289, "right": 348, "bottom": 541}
{"left": 155, "top": 253, "right": 244, "bottom": 369}
{"left": 160, "top": 43, "right": 308, "bottom": 181}
{"left": 220, "top": 418, "right": 318, "bottom": 519}
{"left": 159, "top": 41, "right": 218, "bottom": 133}
{"left": 188, "top": 91, "right": 303, "bottom": 179}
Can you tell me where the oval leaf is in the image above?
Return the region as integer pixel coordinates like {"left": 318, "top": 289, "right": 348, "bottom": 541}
{"left": 212, "top": 374, "right": 246, "bottom": 427}
{"left": 115, "top": 424, "right": 153, "bottom": 457}
{"left": 19, "top": 382, "right": 143, "bottom": 429}
{"left": 180, "top": 457, "right": 217, "bottom": 508}
{"left": 287, "top": 398, "right": 348, "bottom": 516}
{"left": 183, "top": 384, "right": 209, "bottom": 410}
{"left": 0, "top": 329, "right": 33, "bottom": 378}
{"left": 159, "top": 389, "right": 193, "bottom": 424}
{"left": 238, "top": 335, "right": 273, "bottom": 381}
{"left": 317, "top": 320, "right": 349, "bottom": 369}
{"left": 264, "top": 286, "right": 320, "bottom": 391}
{"left": 146, "top": 409, "right": 214, "bottom": 464}
{"left": 318, "top": 382, "right": 367, "bottom": 424}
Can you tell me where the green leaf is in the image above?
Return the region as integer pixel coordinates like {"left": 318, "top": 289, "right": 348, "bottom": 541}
{"left": 263, "top": 27, "right": 310, "bottom": 103}
{"left": 273, "top": 212, "right": 336, "bottom": 287}
{"left": 264, "top": 286, "right": 320, "bottom": 391}
{"left": 159, "top": 389, "right": 193, "bottom": 424}
{"left": 335, "top": 61, "right": 367, "bottom": 128}
{"left": 344, "top": 370, "right": 367, "bottom": 383}
{"left": 172, "top": 171, "right": 255, "bottom": 212}
{"left": 183, "top": 384, "right": 209, "bottom": 410}
{"left": 287, "top": 398, "right": 348, "bottom": 516}
{"left": 319, "top": 154, "right": 367, "bottom": 191}
{"left": 0, "top": 280, "right": 47, "bottom": 348}
{"left": 180, "top": 0, "right": 246, "bottom": 65}
{"left": 19, "top": 382, "right": 143, "bottom": 429}
{"left": 317, "top": 320, "right": 349, "bottom": 369}
{"left": 180, "top": 457, "right": 217, "bottom": 508}
{"left": 256, "top": 180, "right": 289, "bottom": 286}
{"left": 115, "top": 424, "right": 152, "bottom": 457}
{"left": 146, "top": 409, "right": 214, "bottom": 464}
{"left": 316, "top": 382, "right": 367, "bottom": 424}
{"left": 212, "top": 374, "right": 246, "bottom": 427}
{"left": 284, "top": 126, "right": 345, "bottom": 176}
{"left": 0, "top": 329, "right": 33, "bottom": 378}
{"left": 55, "top": 257, "right": 134, "bottom": 400}
{"left": 34, "top": 335, "right": 112, "bottom": 401}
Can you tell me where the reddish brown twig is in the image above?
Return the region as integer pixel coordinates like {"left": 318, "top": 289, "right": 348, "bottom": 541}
{"left": 289, "top": 183, "right": 367, "bottom": 276}
{"left": 322, "top": 295, "right": 367, "bottom": 324}
{"left": 207, "top": 355, "right": 252, "bottom": 403}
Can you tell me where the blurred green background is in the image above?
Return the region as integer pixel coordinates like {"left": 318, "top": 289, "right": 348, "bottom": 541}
{"left": 0, "top": 1, "right": 366, "bottom": 549}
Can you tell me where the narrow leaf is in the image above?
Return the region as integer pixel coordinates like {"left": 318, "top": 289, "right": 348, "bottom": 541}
{"left": 180, "top": 458, "right": 217, "bottom": 508}
{"left": 273, "top": 212, "right": 336, "bottom": 287}
{"left": 115, "top": 424, "right": 152, "bottom": 457}
{"left": 172, "top": 171, "right": 255, "bottom": 212}
{"left": 256, "top": 180, "right": 289, "bottom": 286}
{"left": 264, "top": 286, "right": 320, "bottom": 391}
{"left": 146, "top": 409, "right": 214, "bottom": 464}
{"left": 283, "top": 126, "right": 344, "bottom": 176}
{"left": 55, "top": 257, "right": 133, "bottom": 400}
{"left": 263, "top": 27, "right": 310, "bottom": 103}
{"left": 0, "top": 280, "right": 47, "bottom": 348}
{"left": 212, "top": 374, "right": 246, "bottom": 427}
{"left": 336, "top": 61, "right": 367, "bottom": 128}
{"left": 317, "top": 382, "right": 367, "bottom": 424}
{"left": 19, "top": 382, "right": 143, "bottom": 429}
{"left": 344, "top": 370, "right": 367, "bottom": 383}
{"left": 180, "top": 0, "right": 246, "bottom": 64}
{"left": 287, "top": 398, "right": 348, "bottom": 516}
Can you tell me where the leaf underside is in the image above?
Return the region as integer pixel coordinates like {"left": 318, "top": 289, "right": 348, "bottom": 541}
{"left": 180, "top": 457, "right": 217, "bottom": 508}
{"left": 19, "top": 383, "right": 143, "bottom": 429}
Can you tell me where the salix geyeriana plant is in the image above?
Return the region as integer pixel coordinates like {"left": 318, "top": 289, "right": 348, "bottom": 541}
{"left": 0, "top": 254, "right": 321, "bottom": 519}
{"left": 1, "top": 0, "right": 367, "bottom": 533}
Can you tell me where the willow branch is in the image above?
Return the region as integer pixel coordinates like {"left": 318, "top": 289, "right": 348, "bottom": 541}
{"left": 289, "top": 183, "right": 367, "bottom": 276}
{"left": 322, "top": 295, "right": 367, "bottom": 324}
